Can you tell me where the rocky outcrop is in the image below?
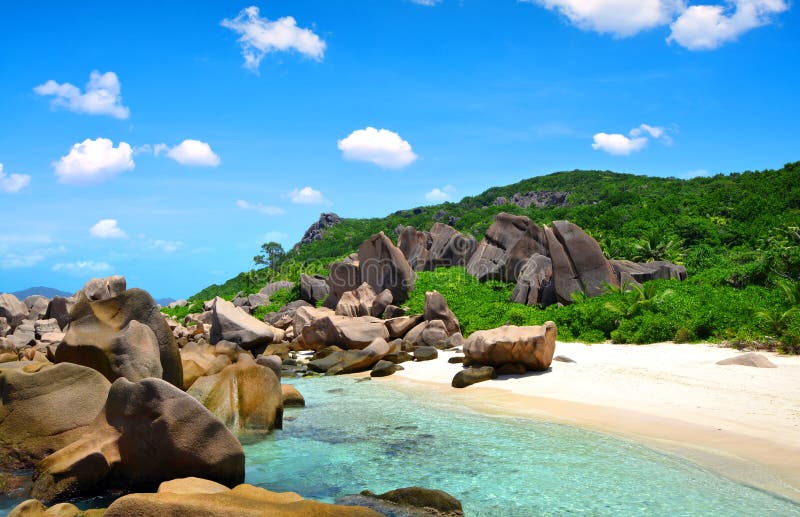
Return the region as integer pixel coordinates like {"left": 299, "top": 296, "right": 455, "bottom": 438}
{"left": 24, "top": 296, "right": 49, "bottom": 322}
{"left": 464, "top": 322, "right": 557, "bottom": 372}
{"left": 300, "top": 273, "right": 329, "bottom": 305}
{"left": 209, "top": 297, "right": 277, "bottom": 350}
{"left": 493, "top": 191, "right": 569, "bottom": 209}
{"left": 187, "top": 357, "right": 283, "bottom": 434}
{"left": 0, "top": 363, "right": 111, "bottom": 469}
{"left": 104, "top": 480, "right": 381, "bottom": 517}
{"left": 398, "top": 223, "right": 477, "bottom": 272}
{"left": 467, "top": 213, "right": 549, "bottom": 283}
{"left": 55, "top": 286, "right": 183, "bottom": 388}
{"left": 292, "top": 212, "right": 343, "bottom": 252}
{"left": 358, "top": 232, "right": 416, "bottom": 304}
{"left": 30, "top": 377, "right": 245, "bottom": 504}
{"left": 281, "top": 384, "right": 305, "bottom": 407}
{"left": 44, "top": 297, "right": 73, "bottom": 330}
{"left": 259, "top": 280, "right": 294, "bottom": 298}
{"left": 610, "top": 260, "right": 688, "bottom": 286}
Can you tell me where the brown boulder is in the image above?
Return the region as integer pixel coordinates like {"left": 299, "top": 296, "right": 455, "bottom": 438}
{"left": 31, "top": 377, "right": 245, "bottom": 504}
{"left": 209, "top": 297, "right": 277, "bottom": 350}
{"left": 423, "top": 291, "right": 460, "bottom": 335}
{"left": 188, "top": 358, "right": 283, "bottom": 434}
{"left": 385, "top": 314, "right": 424, "bottom": 339}
{"left": 358, "top": 232, "right": 415, "bottom": 304}
{"left": 281, "top": 384, "right": 305, "bottom": 407}
{"left": 464, "top": 322, "right": 557, "bottom": 371}
{"left": 324, "top": 260, "right": 362, "bottom": 309}
{"left": 551, "top": 221, "right": 617, "bottom": 297}
{"left": 308, "top": 337, "right": 390, "bottom": 374}
{"left": 466, "top": 213, "right": 548, "bottom": 283}
{"left": 0, "top": 293, "right": 28, "bottom": 329}
{"left": 55, "top": 288, "right": 183, "bottom": 388}
{"left": 0, "top": 363, "right": 111, "bottom": 469}
{"left": 452, "top": 366, "right": 496, "bottom": 388}
{"left": 301, "top": 315, "right": 390, "bottom": 350}
{"left": 335, "top": 283, "right": 377, "bottom": 318}
{"left": 80, "top": 276, "right": 126, "bottom": 301}
{"left": 104, "top": 483, "right": 381, "bottom": 517}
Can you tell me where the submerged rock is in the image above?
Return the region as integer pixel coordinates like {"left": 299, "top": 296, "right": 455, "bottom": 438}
{"left": 339, "top": 486, "right": 464, "bottom": 517}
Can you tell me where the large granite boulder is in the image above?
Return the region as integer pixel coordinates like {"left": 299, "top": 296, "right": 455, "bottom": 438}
{"left": 511, "top": 254, "right": 556, "bottom": 306}
{"left": 187, "top": 357, "right": 283, "bottom": 434}
{"left": 31, "top": 377, "right": 245, "bottom": 504}
{"left": 104, "top": 481, "right": 380, "bottom": 517}
{"left": 423, "top": 291, "right": 460, "bottom": 335}
{"left": 466, "top": 213, "right": 549, "bottom": 283}
{"left": 716, "top": 352, "right": 777, "bottom": 368}
{"left": 543, "top": 225, "right": 584, "bottom": 303}
{"left": 54, "top": 288, "right": 183, "bottom": 388}
{"left": 209, "top": 297, "right": 276, "bottom": 350}
{"left": 0, "top": 362, "right": 111, "bottom": 469}
{"left": 336, "top": 282, "right": 377, "bottom": 318}
{"left": 301, "top": 314, "right": 390, "bottom": 350}
{"left": 44, "top": 297, "right": 73, "bottom": 330}
{"left": 358, "top": 232, "right": 415, "bottom": 304}
{"left": 291, "top": 305, "right": 334, "bottom": 338}
{"left": 464, "top": 322, "right": 557, "bottom": 371}
{"left": 299, "top": 273, "right": 330, "bottom": 305}
{"left": 324, "top": 259, "right": 362, "bottom": 309}
{"left": 551, "top": 221, "right": 617, "bottom": 297}
{"left": 397, "top": 226, "right": 432, "bottom": 272}
{"left": 0, "top": 294, "right": 28, "bottom": 329}
{"left": 24, "top": 295, "right": 50, "bottom": 321}
{"left": 259, "top": 280, "right": 294, "bottom": 298}
{"left": 385, "top": 314, "right": 424, "bottom": 339}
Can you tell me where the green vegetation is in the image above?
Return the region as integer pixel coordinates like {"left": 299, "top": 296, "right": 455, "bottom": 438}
{"left": 170, "top": 162, "right": 800, "bottom": 352}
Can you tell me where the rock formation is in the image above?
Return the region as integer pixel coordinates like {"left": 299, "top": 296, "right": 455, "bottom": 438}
{"left": 464, "top": 322, "right": 557, "bottom": 372}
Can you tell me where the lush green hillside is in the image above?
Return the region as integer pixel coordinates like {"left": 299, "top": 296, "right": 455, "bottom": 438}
{"left": 173, "top": 162, "right": 800, "bottom": 352}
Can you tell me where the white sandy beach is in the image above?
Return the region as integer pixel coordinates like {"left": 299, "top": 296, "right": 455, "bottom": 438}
{"left": 371, "top": 342, "right": 800, "bottom": 502}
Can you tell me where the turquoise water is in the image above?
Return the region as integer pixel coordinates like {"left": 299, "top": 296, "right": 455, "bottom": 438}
{"left": 245, "top": 376, "right": 800, "bottom": 517}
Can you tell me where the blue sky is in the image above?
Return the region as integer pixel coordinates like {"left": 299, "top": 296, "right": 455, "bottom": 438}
{"left": 1, "top": 0, "right": 797, "bottom": 298}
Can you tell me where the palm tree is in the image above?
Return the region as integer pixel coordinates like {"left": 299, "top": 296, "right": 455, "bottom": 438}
{"left": 632, "top": 235, "right": 685, "bottom": 264}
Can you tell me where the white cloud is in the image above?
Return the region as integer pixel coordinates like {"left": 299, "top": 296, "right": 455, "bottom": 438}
{"left": 164, "top": 140, "right": 221, "bottom": 167}
{"left": 54, "top": 138, "right": 134, "bottom": 184}
{"left": 33, "top": 71, "right": 130, "bottom": 119}
{"left": 221, "top": 6, "right": 326, "bottom": 70}
{"left": 338, "top": 127, "right": 418, "bottom": 169}
{"left": 526, "top": 0, "right": 684, "bottom": 37}
{"left": 236, "top": 200, "right": 285, "bottom": 215}
{"left": 0, "top": 235, "right": 65, "bottom": 269}
{"left": 425, "top": 185, "right": 456, "bottom": 202}
{"left": 0, "top": 163, "right": 31, "bottom": 193}
{"left": 53, "top": 260, "right": 113, "bottom": 275}
{"left": 668, "top": 0, "right": 788, "bottom": 50}
{"left": 592, "top": 123, "right": 672, "bottom": 155}
{"left": 289, "top": 186, "right": 326, "bottom": 204}
{"left": 149, "top": 240, "right": 184, "bottom": 254}
{"left": 411, "top": 0, "right": 443, "bottom": 5}
{"left": 90, "top": 219, "right": 127, "bottom": 239}
{"left": 263, "top": 231, "right": 288, "bottom": 242}
{"left": 592, "top": 133, "right": 649, "bottom": 155}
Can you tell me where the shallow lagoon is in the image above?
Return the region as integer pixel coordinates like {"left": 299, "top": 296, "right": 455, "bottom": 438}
{"left": 246, "top": 376, "right": 800, "bottom": 517}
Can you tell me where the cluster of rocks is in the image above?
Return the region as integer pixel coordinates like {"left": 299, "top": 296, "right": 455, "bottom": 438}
{"left": 0, "top": 276, "right": 294, "bottom": 506}
{"left": 10, "top": 478, "right": 462, "bottom": 516}
{"left": 492, "top": 190, "right": 570, "bottom": 209}
{"left": 397, "top": 213, "right": 686, "bottom": 307}
{"left": 291, "top": 212, "right": 343, "bottom": 251}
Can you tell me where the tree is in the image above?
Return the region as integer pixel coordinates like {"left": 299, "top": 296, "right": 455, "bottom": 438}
{"left": 253, "top": 242, "right": 286, "bottom": 272}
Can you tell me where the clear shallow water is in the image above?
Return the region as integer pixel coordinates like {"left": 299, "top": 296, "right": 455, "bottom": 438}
{"left": 245, "top": 376, "right": 800, "bottom": 517}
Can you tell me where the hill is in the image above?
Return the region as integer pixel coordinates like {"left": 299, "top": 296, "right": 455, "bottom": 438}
{"left": 11, "top": 286, "right": 72, "bottom": 299}
{"left": 177, "top": 162, "right": 800, "bottom": 352}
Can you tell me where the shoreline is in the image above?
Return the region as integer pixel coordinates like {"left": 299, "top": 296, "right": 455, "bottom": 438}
{"left": 365, "top": 342, "right": 800, "bottom": 504}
